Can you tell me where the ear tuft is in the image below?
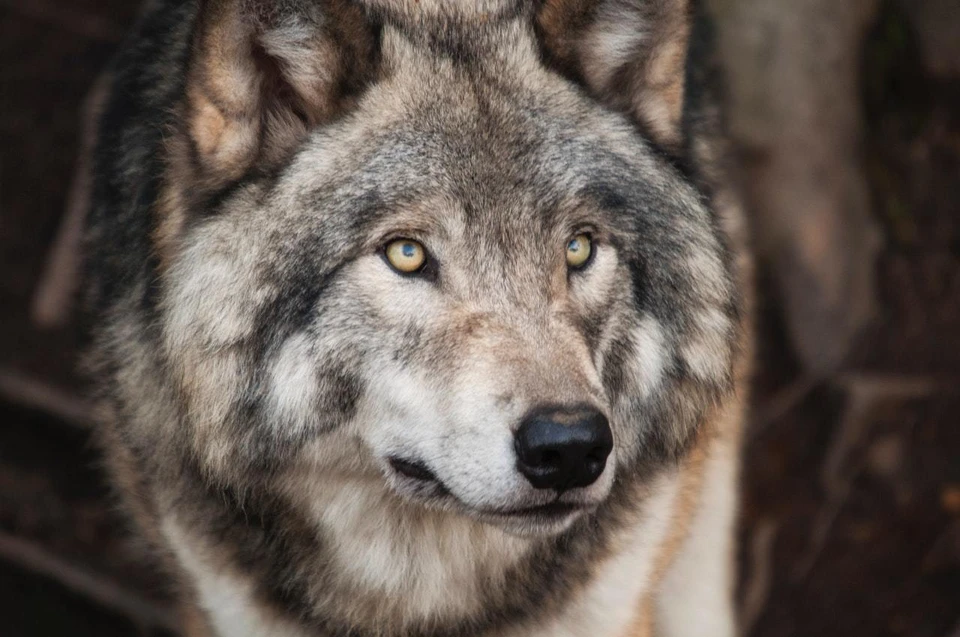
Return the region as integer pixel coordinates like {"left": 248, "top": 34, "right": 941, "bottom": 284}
{"left": 539, "top": 0, "right": 691, "bottom": 152}
{"left": 185, "top": 0, "right": 378, "bottom": 186}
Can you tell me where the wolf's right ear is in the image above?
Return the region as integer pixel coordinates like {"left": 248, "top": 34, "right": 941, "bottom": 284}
{"left": 538, "top": 0, "right": 691, "bottom": 153}
{"left": 185, "top": 0, "right": 378, "bottom": 185}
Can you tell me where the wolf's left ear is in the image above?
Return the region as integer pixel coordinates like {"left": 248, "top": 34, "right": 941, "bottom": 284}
{"left": 538, "top": 0, "right": 691, "bottom": 152}
{"left": 185, "top": 0, "right": 378, "bottom": 185}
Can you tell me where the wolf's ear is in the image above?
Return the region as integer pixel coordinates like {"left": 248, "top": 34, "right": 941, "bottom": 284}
{"left": 185, "top": 0, "right": 378, "bottom": 184}
{"left": 538, "top": 0, "right": 691, "bottom": 152}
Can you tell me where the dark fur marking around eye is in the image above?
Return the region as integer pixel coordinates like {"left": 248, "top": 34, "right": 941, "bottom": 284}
{"left": 579, "top": 182, "right": 629, "bottom": 213}
{"left": 628, "top": 257, "right": 650, "bottom": 311}
{"left": 258, "top": 190, "right": 388, "bottom": 336}
{"left": 260, "top": 269, "right": 339, "bottom": 344}
{"left": 600, "top": 335, "right": 631, "bottom": 401}
{"left": 578, "top": 313, "right": 606, "bottom": 354}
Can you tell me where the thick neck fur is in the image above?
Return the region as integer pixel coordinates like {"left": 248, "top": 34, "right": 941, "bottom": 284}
{"left": 162, "top": 458, "right": 678, "bottom": 637}
{"left": 284, "top": 463, "right": 533, "bottom": 624}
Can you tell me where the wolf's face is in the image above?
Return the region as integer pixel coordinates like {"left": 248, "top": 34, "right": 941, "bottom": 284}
{"left": 159, "top": 1, "right": 736, "bottom": 539}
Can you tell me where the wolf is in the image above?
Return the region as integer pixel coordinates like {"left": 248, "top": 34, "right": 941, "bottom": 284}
{"left": 82, "top": 0, "right": 752, "bottom": 635}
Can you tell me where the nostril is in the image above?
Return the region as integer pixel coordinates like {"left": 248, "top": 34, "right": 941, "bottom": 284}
{"left": 540, "top": 449, "right": 562, "bottom": 467}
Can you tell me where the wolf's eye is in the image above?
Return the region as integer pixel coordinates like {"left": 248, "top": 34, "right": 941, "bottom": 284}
{"left": 384, "top": 239, "right": 427, "bottom": 274}
{"left": 566, "top": 234, "right": 593, "bottom": 269}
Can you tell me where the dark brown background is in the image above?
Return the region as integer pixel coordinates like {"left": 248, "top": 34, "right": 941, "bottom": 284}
{"left": 1, "top": 1, "right": 958, "bottom": 635}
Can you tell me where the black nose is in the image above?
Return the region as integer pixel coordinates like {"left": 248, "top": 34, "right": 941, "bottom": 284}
{"left": 514, "top": 406, "right": 613, "bottom": 491}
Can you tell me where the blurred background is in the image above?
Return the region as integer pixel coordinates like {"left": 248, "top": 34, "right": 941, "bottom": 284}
{"left": 0, "top": 0, "right": 958, "bottom": 635}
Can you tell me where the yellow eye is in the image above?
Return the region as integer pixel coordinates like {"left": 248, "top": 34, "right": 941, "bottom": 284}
{"left": 385, "top": 239, "right": 427, "bottom": 273}
{"left": 566, "top": 234, "right": 592, "bottom": 269}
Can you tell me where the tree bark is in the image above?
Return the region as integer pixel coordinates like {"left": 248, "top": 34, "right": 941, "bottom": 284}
{"left": 708, "top": 0, "right": 882, "bottom": 373}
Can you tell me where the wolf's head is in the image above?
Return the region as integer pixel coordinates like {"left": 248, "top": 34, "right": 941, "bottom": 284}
{"left": 158, "top": 0, "right": 738, "bottom": 537}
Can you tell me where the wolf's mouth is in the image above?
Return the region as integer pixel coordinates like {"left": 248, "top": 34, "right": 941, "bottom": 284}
{"left": 388, "top": 457, "right": 439, "bottom": 483}
{"left": 387, "top": 456, "right": 591, "bottom": 529}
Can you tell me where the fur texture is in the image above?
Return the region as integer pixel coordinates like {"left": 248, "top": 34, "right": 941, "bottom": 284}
{"left": 83, "top": 0, "right": 751, "bottom": 635}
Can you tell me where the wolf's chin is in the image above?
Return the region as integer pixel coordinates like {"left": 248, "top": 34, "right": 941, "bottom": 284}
{"left": 471, "top": 506, "right": 588, "bottom": 537}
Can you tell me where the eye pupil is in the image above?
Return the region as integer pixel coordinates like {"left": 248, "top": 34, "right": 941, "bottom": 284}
{"left": 402, "top": 243, "right": 416, "bottom": 258}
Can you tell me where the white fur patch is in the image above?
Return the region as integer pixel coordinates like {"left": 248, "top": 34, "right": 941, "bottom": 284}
{"left": 681, "top": 307, "right": 731, "bottom": 382}
{"left": 267, "top": 333, "right": 319, "bottom": 437}
{"left": 656, "top": 429, "right": 739, "bottom": 637}
{"left": 629, "top": 315, "right": 668, "bottom": 399}
{"left": 359, "top": 359, "right": 538, "bottom": 512}
{"left": 164, "top": 265, "right": 254, "bottom": 352}
{"left": 684, "top": 248, "right": 727, "bottom": 304}
{"left": 161, "top": 222, "right": 278, "bottom": 469}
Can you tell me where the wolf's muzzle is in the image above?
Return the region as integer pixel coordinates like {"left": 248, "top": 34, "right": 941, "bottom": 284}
{"left": 514, "top": 406, "right": 613, "bottom": 492}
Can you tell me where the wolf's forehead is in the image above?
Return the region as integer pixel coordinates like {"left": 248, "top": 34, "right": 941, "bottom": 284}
{"left": 342, "top": 45, "right": 615, "bottom": 180}
{"left": 341, "top": 93, "right": 630, "bottom": 199}
{"left": 282, "top": 35, "right": 671, "bottom": 243}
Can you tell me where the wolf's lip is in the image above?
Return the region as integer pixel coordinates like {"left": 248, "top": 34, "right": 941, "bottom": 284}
{"left": 484, "top": 501, "right": 583, "bottom": 519}
{"left": 388, "top": 457, "right": 440, "bottom": 483}
{"left": 387, "top": 456, "right": 594, "bottom": 525}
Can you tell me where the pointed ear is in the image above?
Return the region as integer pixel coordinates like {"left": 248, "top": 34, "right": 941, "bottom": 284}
{"left": 186, "top": 0, "right": 378, "bottom": 185}
{"left": 539, "top": 0, "right": 691, "bottom": 152}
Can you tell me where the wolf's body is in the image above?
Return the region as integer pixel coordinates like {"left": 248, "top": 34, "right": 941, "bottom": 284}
{"left": 82, "top": 0, "right": 751, "bottom": 635}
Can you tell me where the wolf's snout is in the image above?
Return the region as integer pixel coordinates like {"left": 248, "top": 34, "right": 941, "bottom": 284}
{"left": 514, "top": 407, "right": 613, "bottom": 491}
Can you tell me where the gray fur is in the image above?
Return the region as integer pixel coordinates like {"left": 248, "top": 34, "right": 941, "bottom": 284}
{"left": 84, "top": 0, "right": 745, "bottom": 635}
